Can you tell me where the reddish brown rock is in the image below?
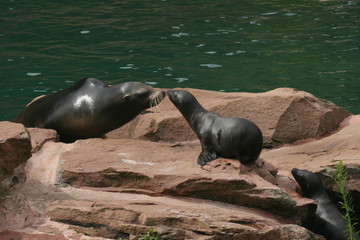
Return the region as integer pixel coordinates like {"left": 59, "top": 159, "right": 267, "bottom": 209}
{"left": 0, "top": 122, "right": 31, "bottom": 182}
{"left": 51, "top": 139, "right": 313, "bottom": 218}
{"left": 0, "top": 88, "right": 353, "bottom": 240}
{"left": 23, "top": 138, "right": 314, "bottom": 220}
{"left": 238, "top": 225, "right": 326, "bottom": 240}
{"left": 0, "top": 195, "right": 41, "bottom": 232}
{"left": 18, "top": 136, "right": 320, "bottom": 239}
{"left": 25, "top": 142, "right": 74, "bottom": 186}
{"left": 45, "top": 189, "right": 323, "bottom": 240}
{"left": 107, "top": 88, "right": 350, "bottom": 147}
{"left": 316, "top": 163, "right": 360, "bottom": 223}
{"left": 0, "top": 230, "right": 68, "bottom": 240}
{"left": 27, "top": 127, "right": 58, "bottom": 153}
{"left": 261, "top": 117, "right": 360, "bottom": 172}
{"left": 1, "top": 123, "right": 57, "bottom": 191}
{"left": 262, "top": 117, "right": 360, "bottom": 224}
{"left": 0, "top": 178, "right": 322, "bottom": 240}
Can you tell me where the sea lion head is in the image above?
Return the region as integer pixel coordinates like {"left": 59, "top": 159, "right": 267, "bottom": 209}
{"left": 291, "top": 168, "right": 324, "bottom": 198}
{"left": 117, "top": 82, "right": 166, "bottom": 109}
{"left": 167, "top": 89, "right": 197, "bottom": 110}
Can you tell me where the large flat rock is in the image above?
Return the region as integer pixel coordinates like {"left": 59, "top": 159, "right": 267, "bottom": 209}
{"left": 261, "top": 116, "right": 360, "bottom": 172}
{"left": 46, "top": 187, "right": 322, "bottom": 240}
{"left": 19, "top": 137, "right": 318, "bottom": 239}
{"left": 50, "top": 139, "right": 312, "bottom": 218}
{"left": 107, "top": 88, "right": 350, "bottom": 147}
{"left": 1, "top": 180, "right": 323, "bottom": 240}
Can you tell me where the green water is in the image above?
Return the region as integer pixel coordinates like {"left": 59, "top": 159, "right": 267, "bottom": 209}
{"left": 1, "top": 0, "right": 359, "bottom": 121}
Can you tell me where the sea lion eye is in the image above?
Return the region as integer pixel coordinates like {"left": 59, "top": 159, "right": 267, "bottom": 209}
{"left": 137, "top": 89, "right": 148, "bottom": 97}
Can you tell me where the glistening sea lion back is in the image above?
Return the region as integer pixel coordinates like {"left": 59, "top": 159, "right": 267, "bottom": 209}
{"left": 14, "top": 78, "right": 165, "bottom": 142}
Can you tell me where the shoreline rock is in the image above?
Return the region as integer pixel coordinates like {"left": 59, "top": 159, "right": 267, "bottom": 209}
{"left": 0, "top": 87, "right": 356, "bottom": 240}
{"left": 107, "top": 87, "right": 350, "bottom": 148}
{"left": 0, "top": 122, "right": 31, "bottom": 183}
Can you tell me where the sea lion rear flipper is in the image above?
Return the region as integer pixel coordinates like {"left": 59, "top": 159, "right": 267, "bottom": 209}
{"left": 197, "top": 149, "right": 217, "bottom": 166}
{"left": 197, "top": 135, "right": 218, "bottom": 166}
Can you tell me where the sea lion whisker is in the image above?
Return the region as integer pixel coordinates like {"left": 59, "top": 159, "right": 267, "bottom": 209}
{"left": 150, "top": 94, "right": 157, "bottom": 108}
{"left": 154, "top": 96, "right": 162, "bottom": 112}
{"left": 149, "top": 91, "right": 162, "bottom": 112}
{"left": 149, "top": 93, "right": 156, "bottom": 108}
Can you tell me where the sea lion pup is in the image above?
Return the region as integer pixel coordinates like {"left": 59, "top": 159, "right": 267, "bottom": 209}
{"left": 291, "top": 168, "right": 360, "bottom": 240}
{"left": 167, "top": 89, "right": 263, "bottom": 166}
{"left": 14, "top": 78, "right": 166, "bottom": 142}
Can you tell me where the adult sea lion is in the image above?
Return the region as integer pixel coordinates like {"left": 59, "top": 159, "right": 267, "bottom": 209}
{"left": 167, "top": 89, "right": 263, "bottom": 166}
{"left": 14, "top": 78, "right": 165, "bottom": 142}
{"left": 291, "top": 168, "right": 360, "bottom": 240}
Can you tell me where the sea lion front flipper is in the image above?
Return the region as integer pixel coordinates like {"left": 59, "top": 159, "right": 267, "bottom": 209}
{"left": 197, "top": 133, "right": 217, "bottom": 166}
{"left": 197, "top": 149, "right": 217, "bottom": 166}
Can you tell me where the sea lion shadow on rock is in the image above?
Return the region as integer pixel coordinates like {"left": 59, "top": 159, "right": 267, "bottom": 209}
{"left": 14, "top": 78, "right": 166, "bottom": 143}
{"left": 167, "top": 89, "right": 263, "bottom": 166}
{"left": 292, "top": 168, "right": 360, "bottom": 240}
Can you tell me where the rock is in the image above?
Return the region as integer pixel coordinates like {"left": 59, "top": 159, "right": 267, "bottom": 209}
{"left": 45, "top": 189, "right": 323, "bottom": 240}
{"left": 314, "top": 163, "right": 360, "bottom": 223}
{"left": 318, "top": 164, "right": 360, "bottom": 194}
{"left": 262, "top": 117, "right": 360, "bottom": 226}
{"left": 0, "top": 195, "right": 41, "bottom": 232}
{"left": 19, "top": 137, "right": 317, "bottom": 239}
{"left": 0, "top": 230, "right": 68, "bottom": 240}
{"left": 0, "top": 163, "right": 27, "bottom": 192}
{"left": 39, "top": 138, "right": 312, "bottom": 218}
{"left": 27, "top": 127, "right": 58, "bottom": 153}
{"left": 4, "top": 179, "right": 319, "bottom": 240}
{"left": 339, "top": 114, "right": 360, "bottom": 128}
{"left": 0, "top": 122, "right": 31, "bottom": 183}
{"left": 107, "top": 88, "right": 350, "bottom": 147}
{"left": 0, "top": 125, "right": 57, "bottom": 192}
{"left": 0, "top": 176, "right": 321, "bottom": 240}
{"left": 25, "top": 142, "right": 74, "bottom": 186}
{"left": 245, "top": 225, "right": 326, "bottom": 240}
{"left": 0, "top": 88, "right": 354, "bottom": 240}
{"left": 261, "top": 116, "right": 360, "bottom": 172}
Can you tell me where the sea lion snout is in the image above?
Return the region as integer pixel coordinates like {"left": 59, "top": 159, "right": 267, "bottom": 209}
{"left": 166, "top": 89, "right": 176, "bottom": 99}
{"left": 149, "top": 89, "right": 166, "bottom": 108}
{"left": 291, "top": 168, "right": 300, "bottom": 177}
{"left": 166, "top": 89, "right": 179, "bottom": 103}
{"left": 167, "top": 89, "right": 191, "bottom": 105}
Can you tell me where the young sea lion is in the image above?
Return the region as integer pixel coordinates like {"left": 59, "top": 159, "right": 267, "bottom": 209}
{"left": 167, "top": 89, "right": 263, "bottom": 166}
{"left": 292, "top": 168, "right": 360, "bottom": 240}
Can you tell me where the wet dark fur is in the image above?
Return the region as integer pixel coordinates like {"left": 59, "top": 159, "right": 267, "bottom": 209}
{"left": 167, "top": 89, "right": 262, "bottom": 166}
{"left": 14, "top": 78, "right": 165, "bottom": 142}
{"left": 292, "top": 168, "right": 360, "bottom": 240}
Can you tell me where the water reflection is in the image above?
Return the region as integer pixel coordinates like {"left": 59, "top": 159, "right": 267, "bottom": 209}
{"left": 200, "top": 64, "right": 222, "bottom": 68}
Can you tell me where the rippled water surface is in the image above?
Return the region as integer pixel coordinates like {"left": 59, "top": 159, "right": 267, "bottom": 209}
{"left": 1, "top": 0, "right": 359, "bottom": 120}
